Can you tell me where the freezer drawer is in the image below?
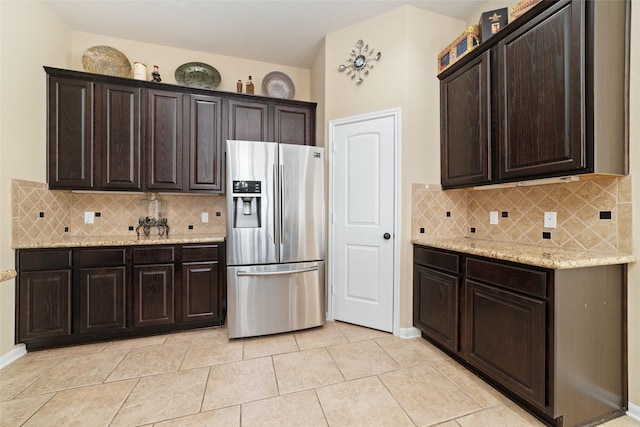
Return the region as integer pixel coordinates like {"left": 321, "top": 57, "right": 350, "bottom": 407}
{"left": 227, "top": 261, "right": 325, "bottom": 339}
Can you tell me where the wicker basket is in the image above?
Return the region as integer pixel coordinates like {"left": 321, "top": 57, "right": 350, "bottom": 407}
{"left": 438, "top": 25, "right": 481, "bottom": 74}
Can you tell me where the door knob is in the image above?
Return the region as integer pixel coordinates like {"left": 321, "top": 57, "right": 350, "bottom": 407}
{"left": 383, "top": 233, "right": 391, "bottom": 240}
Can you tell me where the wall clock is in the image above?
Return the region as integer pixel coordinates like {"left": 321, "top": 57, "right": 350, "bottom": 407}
{"left": 338, "top": 39, "right": 382, "bottom": 84}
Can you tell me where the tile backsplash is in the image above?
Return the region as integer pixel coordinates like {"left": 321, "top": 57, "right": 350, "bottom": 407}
{"left": 412, "top": 176, "right": 633, "bottom": 253}
{"left": 12, "top": 179, "right": 226, "bottom": 246}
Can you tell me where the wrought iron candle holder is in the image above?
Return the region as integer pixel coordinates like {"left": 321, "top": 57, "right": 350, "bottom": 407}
{"left": 136, "top": 216, "right": 169, "bottom": 237}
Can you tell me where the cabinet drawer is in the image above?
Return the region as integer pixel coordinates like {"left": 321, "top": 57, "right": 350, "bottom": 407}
{"left": 19, "top": 249, "right": 72, "bottom": 271}
{"left": 133, "top": 246, "right": 175, "bottom": 264}
{"left": 414, "top": 246, "right": 459, "bottom": 274}
{"left": 466, "top": 258, "right": 547, "bottom": 299}
{"left": 79, "top": 248, "right": 126, "bottom": 267}
{"left": 182, "top": 244, "right": 219, "bottom": 262}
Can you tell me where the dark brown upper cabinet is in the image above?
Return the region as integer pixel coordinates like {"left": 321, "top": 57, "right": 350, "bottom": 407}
{"left": 273, "top": 104, "right": 314, "bottom": 145}
{"left": 48, "top": 76, "right": 94, "bottom": 189}
{"left": 440, "top": 52, "right": 492, "bottom": 188}
{"left": 438, "top": 0, "right": 628, "bottom": 189}
{"left": 145, "top": 89, "right": 185, "bottom": 191}
{"left": 226, "top": 99, "right": 269, "bottom": 142}
{"left": 97, "top": 83, "right": 141, "bottom": 190}
{"left": 188, "top": 94, "right": 223, "bottom": 192}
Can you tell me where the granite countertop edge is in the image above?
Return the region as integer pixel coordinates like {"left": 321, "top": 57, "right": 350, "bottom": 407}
{"left": 412, "top": 237, "right": 636, "bottom": 269}
{"left": 1, "top": 269, "right": 17, "bottom": 282}
{"left": 13, "top": 234, "right": 226, "bottom": 249}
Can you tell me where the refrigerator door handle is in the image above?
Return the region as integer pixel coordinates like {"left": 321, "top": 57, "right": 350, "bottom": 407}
{"left": 273, "top": 164, "right": 278, "bottom": 245}
{"left": 236, "top": 266, "right": 319, "bottom": 277}
{"left": 280, "top": 164, "right": 285, "bottom": 245}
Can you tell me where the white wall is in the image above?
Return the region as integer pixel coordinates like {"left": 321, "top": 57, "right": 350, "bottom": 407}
{"left": 0, "top": 1, "right": 71, "bottom": 357}
{"left": 322, "top": 5, "right": 463, "bottom": 327}
{"left": 71, "top": 32, "right": 311, "bottom": 101}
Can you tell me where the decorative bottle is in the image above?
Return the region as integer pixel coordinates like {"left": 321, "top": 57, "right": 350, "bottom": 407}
{"left": 151, "top": 65, "right": 161, "bottom": 82}
{"left": 237, "top": 79, "right": 243, "bottom": 93}
{"left": 246, "top": 76, "right": 254, "bottom": 94}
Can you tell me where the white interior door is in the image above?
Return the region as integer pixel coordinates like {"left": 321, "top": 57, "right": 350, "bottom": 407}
{"left": 330, "top": 111, "right": 397, "bottom": 332}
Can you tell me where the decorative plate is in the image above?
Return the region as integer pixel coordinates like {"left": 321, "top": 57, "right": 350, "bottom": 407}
{"left": 81, "top": 45, "right": 132, "bottom": 78}
{"left": 174, "top": 62, "right": 221, "bottom": 89}
{"left": 262, "top": 71, "right": 295, "bottom": 99}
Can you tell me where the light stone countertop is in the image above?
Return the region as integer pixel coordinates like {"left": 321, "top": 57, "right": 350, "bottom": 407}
{"left": 13, "top": 233, "right": 226, "bottom": 249}
{"left": 1, "top": 269, "right": 17, "bottom": 282}
{"left": 412, "top": 237, "right": 636, "bottom": 269}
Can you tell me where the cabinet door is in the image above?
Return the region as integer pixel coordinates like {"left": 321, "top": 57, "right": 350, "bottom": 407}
{"left": 181, "top": 261, "right": 221, "bottom": 322}
{"left": 273, "top": 104, "right": 314, "bottom": 145}
{"left": 226, "top": 99, "right": 269, "bottom": 141}
{"left": 440, "top": 51, "right": 492, "bottom": 189}
{"left": 80, "top": 266, "right": 126, "bottom": 334}
{"left": 413, "top": 265, "right": 459, "bottom": 353}
{"left": 98, "top": 84, "right": 141, "bottom": 190}
{"left": 18, "top": 270, "right": 71, "bottom": 340}
{"left": 133, "top": 264, "right": 175, "bottom": 327}
{"left": 48, "top": 76, "right": 94, "bottom": 189}
{"left": 188, "top": 94, "right": 223, "bottom": 191}
{"left": 146, "top": 89, "right": 184, "bottom": 191}
{"left": 464, "top": 279, "right": 546, "bottom": 408}
{"left": 497, "top": 0, "right": 585, "bottom": 181}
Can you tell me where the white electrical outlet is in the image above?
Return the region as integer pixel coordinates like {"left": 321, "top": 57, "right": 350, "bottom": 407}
{"left": 544, "top": 211, "right": 557, "bottom": 228}
{"left": 489, "top": 211, "right": 499, "bottom": 225}
{"left": 201, "top": 212, "right": 209, "bottom": 223}
{"left": 84, "top": 211, "right": 95, "bottom": 224}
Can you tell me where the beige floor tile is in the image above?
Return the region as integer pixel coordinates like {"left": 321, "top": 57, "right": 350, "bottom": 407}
{"left": 201, "top": 356, "right": 278, "bottom": 411}
{"left": 336, "top": 321, "right": 391, "bottom": 342}
{"left": 0, "top": 358, "right": 63, "bottom": 401}
{"left": 13, "top": 342, "right": 109, "bottom": 363}
{"left": 327, "top": 340, "right": 399, "bottom": 380}
{"left": 432, "top": 421, "right": 461, "bottom": 427}
{"left": 164, "top": 326, "right": 227, "bottom": 343}
{"left": 110, "top": 367, "right": 209, "bottom": 426}
{"left": 243, "top": 333, "right": 299, "bottom": 359}
{"left": 379, "top": 364, "right": 481, "bottom": 426}
{"left": 455, "top": 402, "right": 544, "bottom": 427}
{"left": 103, "top": 334, "right": 168, "bottom": 350}
{"left": 153, "top": 405, "right": 241, "bottom": 427}
{"left": 273, "top": 348, "right": 344, "bottom": 394}
{"left": 375, "top": 335, "right": 450, "bottom": 367}
{"left": 294, "top": 323, "right": 348, "bottom": 350}
{"left": 106, "top": 341, "right": 188, "bottom": 381}
{"left": 0, "top": 393, "right": 54, "bottom": 427}
{"left": 242, "top": 389, "right": 328, "bottom": 427}
{"left": 180, "top": 337, "right": 244, "bottom": 370}
{"left": 23, "top": 379, "right": 137, "bottom": 426}
{"left": 20, "top": 349, "right": 129, "bottom": 396}
{"left": 432, "top": 359, "right": 508, "bottom": 408}
{"left": 315, "top": 376, "right": 414, "bottom": 426}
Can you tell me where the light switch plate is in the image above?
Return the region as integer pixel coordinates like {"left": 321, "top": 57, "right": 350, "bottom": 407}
{"left": 84, "top": 211, "right": 95, "bottom": 224}
{"left": 489, "top": 211, "right": 499, "bottom": 225}
{"left": 201, "top": 212, "right": 209, "bottom": 223}
{"left": 544, "top": 211, "right": 557, "bottom": 228}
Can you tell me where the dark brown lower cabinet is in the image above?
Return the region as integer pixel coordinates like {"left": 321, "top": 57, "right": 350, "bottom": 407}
{"left": 78, "top": 248, "right": 127, "bottom": 334}
{"left": 413, "top": 244, "right": 625, "bottom": 427}
{"left": 16, "top": 242, "right": 225, "bottom": 350}
{"left": 17, "top": 249, "right": 72, "bottom": 341}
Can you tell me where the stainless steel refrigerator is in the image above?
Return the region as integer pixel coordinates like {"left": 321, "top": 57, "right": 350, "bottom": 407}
{"left": 226, "top": 140, "right": 325, "bottom": 339}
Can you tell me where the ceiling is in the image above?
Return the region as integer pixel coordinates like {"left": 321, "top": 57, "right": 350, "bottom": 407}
{"left": 46, "top": 0, "right": 479, "bottom": 68}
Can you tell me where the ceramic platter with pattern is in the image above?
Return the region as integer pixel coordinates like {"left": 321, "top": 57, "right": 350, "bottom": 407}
{"left": 82, "top": 45, "right": 132, "bottom": 78}
{"left": 262, "top": 71, "right": 295, "bottom": 99}
{"left": 174, "top": 62, "right": 221, "bottom": 89}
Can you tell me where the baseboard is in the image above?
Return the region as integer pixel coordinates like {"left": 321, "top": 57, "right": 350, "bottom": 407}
{"left": 628, "top": 402, "right": 640, "bottom": 422}
{"left": 0, "top": 344, "right": 26, "bottom": 369}
{"left": 397, "top": 326, "right": 421, "bottom": 339}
